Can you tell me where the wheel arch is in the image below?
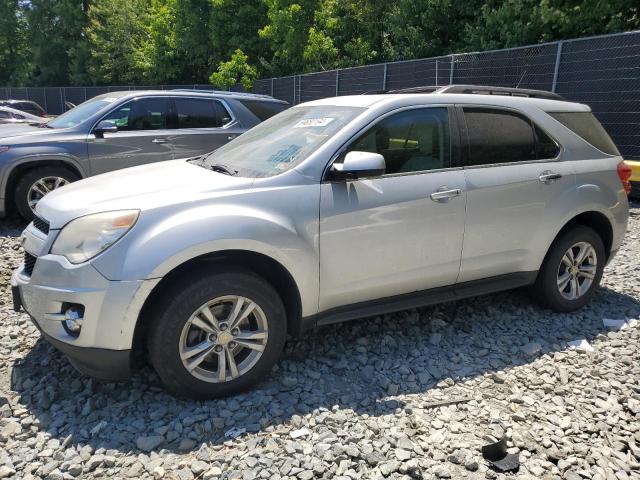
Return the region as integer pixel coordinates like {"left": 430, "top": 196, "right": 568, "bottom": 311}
{"left": 3, "top": 157, "right": 84, "bottom": 214}
{"left": 132, "top": 249, "right": 304, "bottom": 361}
{"left": 548, "top": 210, "right": 614, "bottom": 263}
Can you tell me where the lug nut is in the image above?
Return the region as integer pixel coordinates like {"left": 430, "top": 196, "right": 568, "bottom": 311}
{"left": 231, "top": 328, "right": 240, "bottom": 336}
{"left": 214, "top": 345, "right": 223, "bottom": 353}
{"left": 219, "top": 323, "right": 228, "bottom": 330}
{"left": 229, "top": 342, "right": 237, "bottom": 349}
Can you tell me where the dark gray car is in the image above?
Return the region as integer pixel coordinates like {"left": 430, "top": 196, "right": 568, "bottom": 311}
{"left": 0, "top": 90, "right": 288, "bottom": 219}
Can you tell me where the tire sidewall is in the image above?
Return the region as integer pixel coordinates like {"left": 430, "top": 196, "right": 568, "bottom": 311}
{"left": 15, "top": 166, "right": 79, "bottom": 220}
{"left": 536, "top": 226, "right": 605, "bottom": 312}
{"left": 148, "top": 269, "right": 287, "bottom": 399}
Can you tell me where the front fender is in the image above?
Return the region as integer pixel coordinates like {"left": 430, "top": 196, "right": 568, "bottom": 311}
{"left": 92, "top": 201, "right": 320, "bottom": 317}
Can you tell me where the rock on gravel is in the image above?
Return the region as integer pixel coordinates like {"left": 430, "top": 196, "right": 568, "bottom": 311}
{"left": 0, "top": 203, "right": 639, "bottom": 479}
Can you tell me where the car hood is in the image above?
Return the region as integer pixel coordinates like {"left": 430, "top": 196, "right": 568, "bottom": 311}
{"left": 0, "top": 124, "right": 44, "bottom": 138}
{"left": 36, "top": 159, "right": 255, "bottom": 228}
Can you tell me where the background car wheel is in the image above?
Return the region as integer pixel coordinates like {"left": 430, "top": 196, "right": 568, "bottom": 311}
{"left": 148, "top": 268, "right": 287, "bottom": 399}
{"left": 14, "top": 166, "right": 79, "bottom": 220}
{"left": 532, "top": 225, "right": 605, "bottom": 312}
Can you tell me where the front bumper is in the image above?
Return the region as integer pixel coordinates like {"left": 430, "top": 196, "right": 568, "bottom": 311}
{"left": 11, "top": 251, "right": 158, "bottom": 381}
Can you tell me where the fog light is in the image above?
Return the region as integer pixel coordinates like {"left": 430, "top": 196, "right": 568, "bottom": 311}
{"left": 61, "top": 307, "right": 83, "bottom": 337}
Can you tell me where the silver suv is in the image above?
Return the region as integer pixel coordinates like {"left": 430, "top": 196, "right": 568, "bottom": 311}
{"left": 0, "top": 90, "right": 287, "bottom": 220}
{"left": 11, "top": 85, "right": 629, "bottom": 398}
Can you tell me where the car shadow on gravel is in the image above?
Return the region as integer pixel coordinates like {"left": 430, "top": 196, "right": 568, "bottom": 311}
{"left": 9, "top": 285, "right": 640, "bottom": 456}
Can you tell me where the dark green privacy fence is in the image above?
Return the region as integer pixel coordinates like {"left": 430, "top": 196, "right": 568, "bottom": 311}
{"left": 2, "top": 30, "right": 639, "bottom": 159}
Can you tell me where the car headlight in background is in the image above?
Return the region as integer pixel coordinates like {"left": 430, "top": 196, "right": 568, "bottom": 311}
{"left": 51, "top": 210, "right": 139, "bottom": 264}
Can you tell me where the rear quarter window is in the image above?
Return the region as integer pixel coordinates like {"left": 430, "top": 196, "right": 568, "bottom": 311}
{"left": 550, "top": 112, "right": 619, "bottom": 155}
{"left": 239, "top": 100, "right": 288, "bottom": 121}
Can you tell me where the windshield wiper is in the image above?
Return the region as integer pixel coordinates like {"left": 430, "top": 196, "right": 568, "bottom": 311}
{"left": 209, "top": 163, "right": 238, "bottom": 176}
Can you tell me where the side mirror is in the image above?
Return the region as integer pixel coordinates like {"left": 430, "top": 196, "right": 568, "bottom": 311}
{"left": 94, "top": 120, "right": 118, "bottom": 137}
{"left": 331, "top": 151, "right": 386, "bottom": 180}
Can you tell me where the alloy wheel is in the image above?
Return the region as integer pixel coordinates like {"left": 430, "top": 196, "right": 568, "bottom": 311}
{"left": 179, "top": 295, "right": 269, "bottom": 383}
{"left": 27, "top": 176, "right": 69, "bottom": 211}
{"left": 556, "top": 241, "right": 597, "bottom": 300}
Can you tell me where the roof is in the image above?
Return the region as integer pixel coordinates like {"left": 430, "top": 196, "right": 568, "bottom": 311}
{"left": 91, "top": 89, "right": 285, "bottom": 103}
{"left": 301, "top": 92, "right": 590, "bottom": 112}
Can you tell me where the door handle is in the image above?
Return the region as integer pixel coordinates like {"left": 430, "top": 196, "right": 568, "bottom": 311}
{"left": 151, "top": 138, "right": 169, "bottom": 144}
{"left": 539, "top": 171, "right": 562, "bottom": 183}
{"left": 430, "top": 187, "right": 462, "bottom": 202}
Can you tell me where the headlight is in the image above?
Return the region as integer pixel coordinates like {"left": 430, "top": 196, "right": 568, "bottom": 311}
{"left": 51, "top": 210, "right": 139, "bottom": 264}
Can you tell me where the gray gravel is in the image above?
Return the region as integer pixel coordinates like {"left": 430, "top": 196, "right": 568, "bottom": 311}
{"left": 1, "top": 204, "right": 639, "bottom": 480}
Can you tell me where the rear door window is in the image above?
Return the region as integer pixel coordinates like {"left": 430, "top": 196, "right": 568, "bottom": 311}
{"left": 550, "top": 112, "right": 619, "bottom": 155}
{"left": 239, "top": 100, "right": 288, "bottom": 121}
{"left": 462, "top": 108, "right": 559, "bottom": 166}
{"left": 174, "top": 98, "right": 221, "bottom": 128}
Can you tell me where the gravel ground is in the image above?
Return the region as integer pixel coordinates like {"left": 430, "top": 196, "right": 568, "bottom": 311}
{"left": 0, "top": 204, "right": 639, "bottom": 480}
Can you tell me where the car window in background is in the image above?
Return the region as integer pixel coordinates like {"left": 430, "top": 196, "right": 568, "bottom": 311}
{"left": 198, "top": 105, "right": 364, "bottom": 178}
{"left": 48, "top": 97, "right": 120, "bottom": 128}
{"left": 463, "top": 108, "right": 537, "bottom": 166}
{"left": 102, "top": 98, "right": 170, "bottom": 131}
{"left": 0, "top": 111, "right": 10, "bottom": 119}
{"left": 239, "top": 100, "right": 288, "bottom": 121}
{"left": 174, "top": 98, "right": 220, "bottom": 128}
{"left": 550, "top": 112, "right": 619, "bottom": 155}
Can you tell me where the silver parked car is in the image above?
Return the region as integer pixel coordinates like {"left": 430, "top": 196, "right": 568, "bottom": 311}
{"left": 0, "top": 90, "right": 288, "bottom": 220}
{"left": 0, "top": 106, "right": 48, "bottom": 125}
{"left": 11, "top": 85, "right": 629, "bottom": 398}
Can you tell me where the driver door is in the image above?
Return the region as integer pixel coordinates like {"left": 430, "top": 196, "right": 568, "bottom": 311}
{"left": 88, "top": 97, "right": 174, "bottom": 175}
{"left": 319, "top": 106, "right": 467, "bottom": 311}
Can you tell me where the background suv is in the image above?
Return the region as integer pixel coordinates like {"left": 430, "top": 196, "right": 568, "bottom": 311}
{"left": 0, "top": 99, "right": 47, "bottom": 118}
{"left": 12, "top": 86, "right": 629, "bottom": 398}
{"left": 0, "top": 90, "right": 288, "bottom": 219}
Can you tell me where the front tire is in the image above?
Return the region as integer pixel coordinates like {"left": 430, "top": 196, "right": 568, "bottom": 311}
{"left": 532, "top": 226, "right": 605, "bottom": 312}
{"left": 148, "top": 268, "right": 287, "bottom": 399}
{"left": 14, "top": 166, "right": 79, "bottom": 220}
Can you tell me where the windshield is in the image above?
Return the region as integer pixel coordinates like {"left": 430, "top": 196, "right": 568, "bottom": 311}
{"left": 198, "top": 105, "right": 364, "bottom": 177}
{"left": 47, "top": 96, "right": 120, "bottom": 128}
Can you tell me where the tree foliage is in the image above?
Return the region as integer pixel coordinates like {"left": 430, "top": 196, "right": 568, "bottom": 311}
{"left": 0, "top": 0, "right": 638, "bottom": 87}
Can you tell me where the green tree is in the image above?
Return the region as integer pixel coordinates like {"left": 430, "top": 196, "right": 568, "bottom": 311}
{"left": 26, "top": 0, "right": 89, "bottom": 86}
{"left": 85, "top": 0, "right": 151, "bottom": 84}
{"left": 209, "top": 48, "right": 258, "bottom": 89}
{"left": 465, "top": 0, "right": 640, "bottom": 51}
{"left": 0, "top": 0, "right": 30, "bottom": 86}
{"left": 259, "top": 0, "right": 320, "bottom": 75}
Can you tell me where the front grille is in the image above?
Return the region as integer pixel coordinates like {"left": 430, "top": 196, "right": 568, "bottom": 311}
{"left": 32, "top": 216, "right": 50, "bottom": 235}
{"left": 24, "top": 252, "right": 37, "bottom": 276}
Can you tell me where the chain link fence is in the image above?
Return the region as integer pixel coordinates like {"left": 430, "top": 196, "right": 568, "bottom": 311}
{"left": 253, "top": 30, "right": 640, "bottom": 160}
{"left": 1, "top": 30, "right": 638, "bottom": 159}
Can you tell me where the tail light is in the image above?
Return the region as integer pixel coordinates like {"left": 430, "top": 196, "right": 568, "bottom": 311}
{"left": 617, "top": 161, "right": 632, "bottom": 195}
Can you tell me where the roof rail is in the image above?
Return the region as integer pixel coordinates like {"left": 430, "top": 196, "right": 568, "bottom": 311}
{"left": 171, "top": 88, "right": 278, "bottom": 100}
{"left": 386, "top": 84, "right": 565, "bottom": 101}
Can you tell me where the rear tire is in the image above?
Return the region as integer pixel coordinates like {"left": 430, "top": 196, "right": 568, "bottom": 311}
{"left": 14, "top": 166, "right": 79, "bottom": 221}
{"left": 532, "top": 226, "right": 605, "bottom": 312}
{"left": 148, "top": 268, "right": 287, "bottom": 399}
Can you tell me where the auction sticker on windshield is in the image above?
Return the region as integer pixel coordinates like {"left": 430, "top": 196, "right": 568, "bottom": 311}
{"left": 293, "top": 117, "right": 335, "bottom": 128}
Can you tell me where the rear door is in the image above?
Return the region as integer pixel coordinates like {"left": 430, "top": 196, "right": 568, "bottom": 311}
{"left": 87, "top": 97, "right": 174, "bottom": 175}
{"left": 170, "top": 97, "right": 244, "bottom": 159}
{"left": 457, "top": 106, "right": 574, "bottom": 282}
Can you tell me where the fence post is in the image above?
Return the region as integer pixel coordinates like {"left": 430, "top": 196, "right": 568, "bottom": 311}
{"left": 293, "top": 75, "right": 296, "bottom": 105}
{"left": 551, "top": 41, "right": 563, "bottom": 92}
{"left": 449, "top": 55, "right": 455, "bottom": 85}
{"left": 335, "top": 69, "right": 340, "bottom": 96}
{"left": 435, "top": 60, "right": 439, "bottom": 86}
{"left": 271, "top": 78, "right": 274, "bottom": 97}
{"left": 382, "top": 63, "right": 387, "bottom": 91}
